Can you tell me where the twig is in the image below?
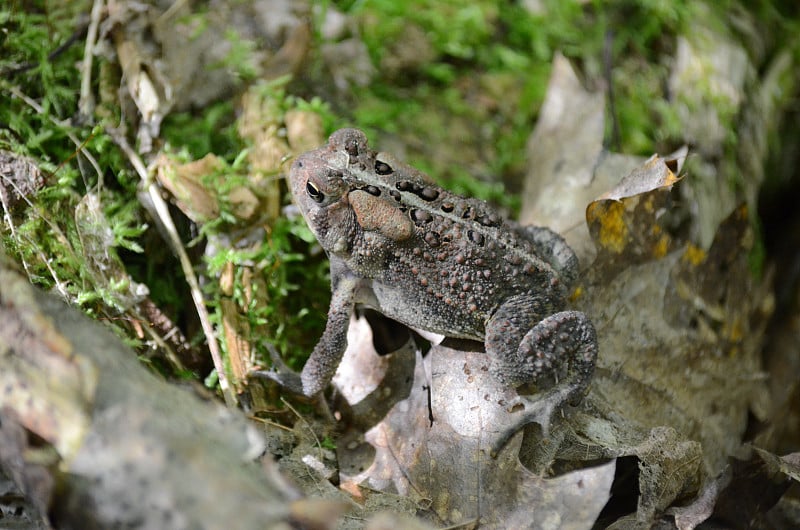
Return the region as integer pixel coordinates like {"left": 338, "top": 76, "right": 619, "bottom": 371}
{"left": 79, "top": 0, "right": 105, "bottom": 120}
{"left": 106, "top": 126, "right": 237, "bottom": 409}
{"left": 1, "top": 196, "right": 71, "bottom": 300}
{"left": 247, "top": 415, "right": 295, "bottom": 434}
{"left": 157, "top": 0, "right": 189, "bottom": 25}
{"left": 7, "top": 84, "right": 235, "bottom": 405}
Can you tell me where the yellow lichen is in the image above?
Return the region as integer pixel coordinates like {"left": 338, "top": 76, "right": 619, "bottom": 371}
{"left": 652, "top": 233, "right": 671, "bottom": 258}
{"left": 597, "top": 201, "right": 628, "bottom": 254}
{"left": 682, "top": 243, "right": 706, "bottom": 266}
{"left": 569, "top": 285, "right": 584, "bottom": 302}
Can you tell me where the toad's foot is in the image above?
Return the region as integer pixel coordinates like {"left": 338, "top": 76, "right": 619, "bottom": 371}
{"left": 251, "top": 344, "right": 306, "bottom": 396}
{"left": 489, "top": 382, "right": 581, "bottom": 457}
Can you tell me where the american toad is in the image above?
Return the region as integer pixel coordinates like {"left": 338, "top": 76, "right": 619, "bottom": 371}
{"left": 262, "top": 128, "right": 597, "bottom": 450}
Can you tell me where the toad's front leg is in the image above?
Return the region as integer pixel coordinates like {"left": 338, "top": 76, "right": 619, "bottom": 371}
{"left": 255, "top": 274, "right": 359, "bottom": 397}
{"left": 485, "top": 296, "right": 598, "bottom": 455}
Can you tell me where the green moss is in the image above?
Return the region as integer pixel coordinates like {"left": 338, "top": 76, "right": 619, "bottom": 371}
{"left": 334, "top": 0, "right": 703, "bottom": 182}
{"left": 162, "top": 101, "right": 242, "bottom": 161}
{"left": 0, "top": 4, "right": 159, "bottom": 318}
{"left": 204, "top": 214, "right": 330, "bottom": 370}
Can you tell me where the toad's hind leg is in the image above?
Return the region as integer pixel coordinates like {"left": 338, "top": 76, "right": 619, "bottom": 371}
{"left": 486, "top": 304, "right": 597, "bottom": 455}
{"left": 516, "top": 226, "right": 579, "bottom": 287}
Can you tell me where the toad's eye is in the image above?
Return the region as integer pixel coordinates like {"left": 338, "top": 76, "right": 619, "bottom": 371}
{"left": 306, "top": 181, "right": 324, "bottom": 203}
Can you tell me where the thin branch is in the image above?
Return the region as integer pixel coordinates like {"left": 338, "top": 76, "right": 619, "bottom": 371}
{"left": 79, "top": 0, "right": 106, "bottom": 121}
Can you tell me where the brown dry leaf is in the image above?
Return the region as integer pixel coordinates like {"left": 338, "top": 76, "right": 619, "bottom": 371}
{"left": 706, "top": 448, "right": 793, "bottom": 527}
{"left": 601, "top": 202, "right": 767, "bottom": 466}
{"left": 753, "top": 448, "right": 800, "bottom": 483}
{"left": 667, "top": 469, "right": 724, "bottom": 530}
{"left": 153, "top": 153, "right": 260, "bottom": 224}
{"left": 328, "top": 317, "right": 614, "bottom": 529}
{"left": 595, "top": 148, "right": 686, "bottom": 201}
{"left": 154, "top": 153, "right": 260, "bottom": 224}
{"left": 631, "top": 427, "right": 704, "bottom": 519}
{"left": 585, "top": 152, "right": 685, "bottom": 272}
{"left": 218, "top": 264, "right": 250, "bottom": 390}
{"left": 661, "top": 449, "right": 796, "bottom": 529}
{"left": 220, "top": 264, "right": 270, "bottom": 400}
{"left": 220, "top": 294, "right": 253, "bottom": 387}
{"left": 154, "top": 153, "right": 222, "bottom": 223}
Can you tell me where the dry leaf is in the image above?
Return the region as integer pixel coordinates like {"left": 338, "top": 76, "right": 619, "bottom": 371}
{"left": 154, "top": 153, "right": 259, "bottom": 223}
{"left": 330, "top": 316, "right": 614, "bottom": 529}
{"left": 521, "top": 53, "right": 606, "bottom": 260}
{"left": 708, "top": 448, "right": 793, "bottom": 527}
{"left": 154, "top": 153, "right": 222, "bottom": 222}
{"left": 585, "top": 153, "right": 685, "bottom": 271}
{"left": 75, "top": 193, "right": 150, "bottom": 311}
{"left": 569, "top": 195, "right": 771, "bottom": 523}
